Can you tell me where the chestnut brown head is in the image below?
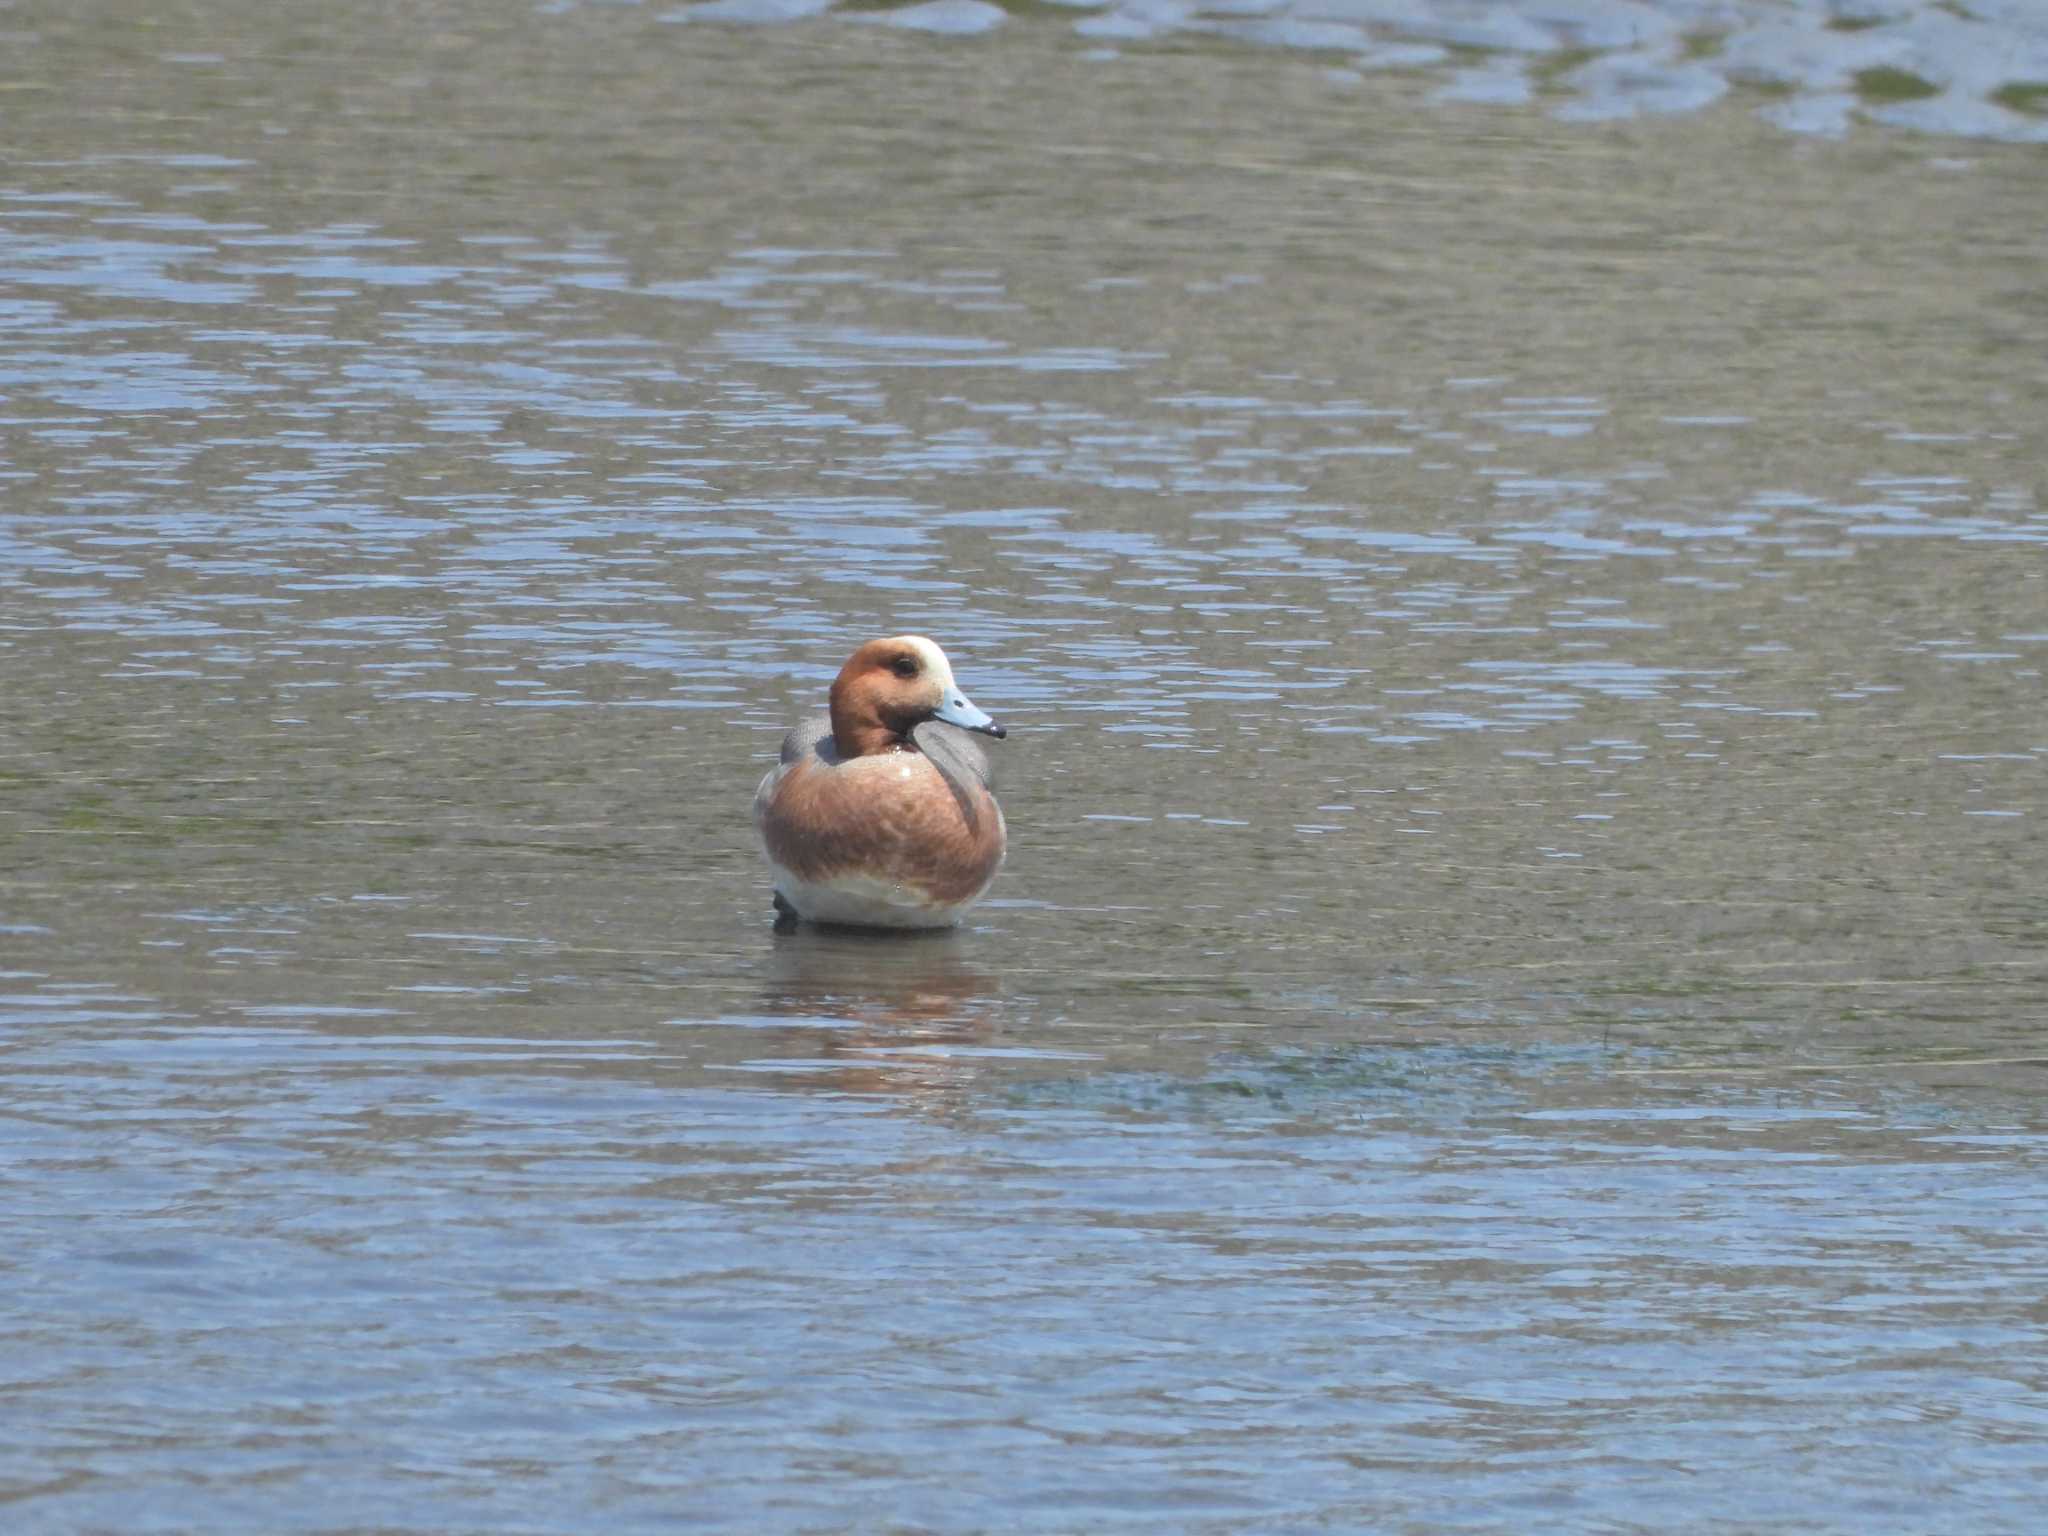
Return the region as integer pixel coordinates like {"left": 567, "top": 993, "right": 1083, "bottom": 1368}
{"left": 827, "top": 636, "right": 1005, "bottom": 758}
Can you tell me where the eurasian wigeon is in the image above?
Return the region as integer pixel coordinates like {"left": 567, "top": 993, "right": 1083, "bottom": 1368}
{"left": 754, "top": 635, "right": 1008, "bottom": 931}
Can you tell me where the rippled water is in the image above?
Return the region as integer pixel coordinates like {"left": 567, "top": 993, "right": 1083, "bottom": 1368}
{"left": 673, "top": 0, "right": 2048, "bottom": 143}
{"left": 3, "top": 4, "right": 2046, "bottom": 1531}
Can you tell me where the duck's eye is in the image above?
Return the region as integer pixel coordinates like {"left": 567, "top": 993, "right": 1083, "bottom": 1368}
{"left": 891, "top": 655, "right": 919, "bottom": 679}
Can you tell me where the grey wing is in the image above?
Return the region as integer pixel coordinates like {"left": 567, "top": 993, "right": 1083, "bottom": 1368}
{"left": 780, "top": 713, "right": 836, "bottom": 765}
{"left": 911, "top": 719, "right": 995, "bottom": 829}
{"left": 756, "top": 715, "right": 837, "bottom": 833}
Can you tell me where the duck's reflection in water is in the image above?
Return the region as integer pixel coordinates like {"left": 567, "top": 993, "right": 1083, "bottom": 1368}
{"left": 744, "top": 926, "right": 1004, "bottom": 1095}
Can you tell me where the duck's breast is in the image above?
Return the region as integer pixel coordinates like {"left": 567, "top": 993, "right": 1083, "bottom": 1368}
{"left": 756, "top": 738, "right": 1004, "bottom": 917}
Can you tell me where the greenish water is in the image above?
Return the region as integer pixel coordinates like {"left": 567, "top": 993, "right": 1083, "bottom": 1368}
{"left": 2, "top": 4, "right": 2045, "bottom": 1531}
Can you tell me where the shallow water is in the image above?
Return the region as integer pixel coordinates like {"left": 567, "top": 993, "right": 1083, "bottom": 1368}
{"left": 3, "top": 4, "right": 2047, "bottom": 1531}
{"left": 671, "top": 0, "right": 2048, "bottom": 143}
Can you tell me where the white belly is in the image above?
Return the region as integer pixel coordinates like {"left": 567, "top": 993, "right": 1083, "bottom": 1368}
{"left": 770, "top": 864, "right": 984, "bottom": 930}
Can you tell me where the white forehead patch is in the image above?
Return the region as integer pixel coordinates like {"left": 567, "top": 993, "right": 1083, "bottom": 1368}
{"left": 899, "top": 635, "right": 955, "bottom": 690}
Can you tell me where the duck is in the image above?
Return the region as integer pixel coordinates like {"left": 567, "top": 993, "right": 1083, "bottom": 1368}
{"left": 754, "top": 635, "right": 1008, "bottom": 930}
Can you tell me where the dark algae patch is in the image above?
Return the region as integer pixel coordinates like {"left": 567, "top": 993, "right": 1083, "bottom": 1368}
{"left": 1854, "top": 66, "right": 1941, "bottom": 103}
{"left": 1991, "top": 81, "right": 2048, "bottom": 116}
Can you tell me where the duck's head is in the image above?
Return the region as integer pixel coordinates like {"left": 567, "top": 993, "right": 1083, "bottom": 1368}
{"left": 829, "top": 635, "right": 1006, "bottom": 757}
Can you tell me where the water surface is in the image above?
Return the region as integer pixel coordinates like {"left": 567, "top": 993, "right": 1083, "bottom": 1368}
{"left": 2, "top": 4, "right": 2045, "bottom": 1531}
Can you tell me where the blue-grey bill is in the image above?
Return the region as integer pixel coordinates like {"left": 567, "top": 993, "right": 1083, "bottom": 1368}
{"left": 934, "top": 689, "right": 1005, "bottom": 739}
